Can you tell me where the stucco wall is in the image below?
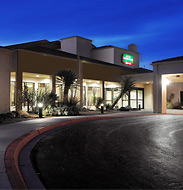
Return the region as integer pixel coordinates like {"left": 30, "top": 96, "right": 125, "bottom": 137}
{"left": 114, "top": 48, "right": 139, "bottom": 68}
{"left": 61, "top": 36, "right": 92, "bottom": 58}
{"left": 144, "top": 84, "right": 153, "bottom": 110}
{"left": 18, "top": 50, "right": 77, "bottom": 74}
{"left": 167, "top": 82, "right": 183, "bottom": 104}
{"left": 0, "top": 49, "right": 11, "bottom": 113}
{"left": 153, "top": 61, "right": 183, "bottom": 113}
{"left": 92, "top": 47, "right": 140, "bottom": 69}
{"left": 61, "top": 37, "right": 77, "bottom": 55}
{"left": 91, "top": 48, "right": 114, "bottom": 64}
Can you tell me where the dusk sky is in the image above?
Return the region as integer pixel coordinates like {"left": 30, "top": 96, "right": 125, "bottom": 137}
{"left": 0, "top": 0, "right": 182, "bottom": 70}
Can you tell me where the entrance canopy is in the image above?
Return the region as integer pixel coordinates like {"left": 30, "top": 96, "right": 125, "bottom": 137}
{"left": 152, "top": 56, "right": 183, "bottom": 113}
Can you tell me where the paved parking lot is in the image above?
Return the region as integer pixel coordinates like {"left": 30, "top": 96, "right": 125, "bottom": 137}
{"left": 32, "top": 114, "right": 183, "bottom": 189}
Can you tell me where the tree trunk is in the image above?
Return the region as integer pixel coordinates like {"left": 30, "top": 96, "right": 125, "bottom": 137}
{"left": 64, "top": 86, "right": 69, "bottom": 103}
{"left": 111, "top": 91, "right": 123, "bottom": 109}
{"left": 127, "top": 92, "right": 130, "bottom": 107}
{"left": 27, "top": 101, "right": 30, "bottom": 113}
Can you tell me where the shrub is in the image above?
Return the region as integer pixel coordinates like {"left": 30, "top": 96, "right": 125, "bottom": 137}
{"left": 0, "top": 112, "right": 14, "bottom": 120}
{"left": 18, "top": 110, "right": 30, "bottom": 118}
{"left": 96, "top": 97, "right": 103, "bottom": 109}
{"left": 119, "top": 107, "right": 130, "bottom": 111}
{"left": 106, "top": 104, "right": 111, "bottom": 110}
{"left": 173, "top": 102, "right": 182, "bottom": 109}
{"left": 167, "top": 102, "right": 174, "bottom": 109}
{"left": 60, "top": 105, "right": 80, "bottom": 116}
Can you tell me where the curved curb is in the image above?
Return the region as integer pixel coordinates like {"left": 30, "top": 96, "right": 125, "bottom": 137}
{"left": 4, "top": 114, "right": 158, "bottom": 189}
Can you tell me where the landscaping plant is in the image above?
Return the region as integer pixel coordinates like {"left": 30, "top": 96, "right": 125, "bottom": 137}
{"left": 111, "top": 76, "right": 135, "bottom": 109}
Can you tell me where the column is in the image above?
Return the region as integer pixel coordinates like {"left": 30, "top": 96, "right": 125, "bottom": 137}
{"left": 15, "top": 71, "right": 22, "bottom": 112}
{"left": 77, "top": 55, "right": 83, "bottom": 108}
{"left": 102, "top": 81, "right": 105, "bottom": 104}
{"left": 162, "top": 75, "right": 167, "bottom": 113}
{"left": 52, "top": 75, "right": 56, "bottom": 93}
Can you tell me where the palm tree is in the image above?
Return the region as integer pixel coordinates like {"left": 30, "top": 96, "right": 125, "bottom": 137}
{"left": 55, "top": 69, "right": 78, "bottom": 103}
{"left": 111, "top": 76, "right": 135, "bottom": 109}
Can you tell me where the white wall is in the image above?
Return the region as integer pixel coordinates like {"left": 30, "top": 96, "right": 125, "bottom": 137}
{"left": 144, "top": 84, "right": 153, "bottom": 109}
{"left": 91, "top": 48, "right": 114, "bottom": 64}
{"left": 61, "top": 37, "right": 77, "bottom": 54}
{"left": 127, "top": 73, "right": 153, "bottom": 82}
{"left": 167, "top": 83, "right": 183, "bottom": 104}
{"left": 92, "top": 46, "right": 140, "bottom": 68}
{"left": 61, "top": 36, "right": 92, "bottom": 58}
{"left": 114, "top": 47, "right": 139, "bottom": 68}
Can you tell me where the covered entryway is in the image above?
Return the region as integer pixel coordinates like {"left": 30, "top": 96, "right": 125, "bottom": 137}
{"left": 162, "top": 74, "right": 183, "bottom": 114}
{"left": 152, "top": 56, "right": 183, "bottom": 113}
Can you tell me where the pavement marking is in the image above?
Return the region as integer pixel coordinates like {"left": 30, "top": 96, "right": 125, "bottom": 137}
{"left": 169, "top": 127, "right": 183, "bottom": 138}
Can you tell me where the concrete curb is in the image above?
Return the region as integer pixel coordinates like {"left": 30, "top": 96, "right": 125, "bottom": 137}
{"left": 4, "top": 114, "right": 158, "bottom": 189}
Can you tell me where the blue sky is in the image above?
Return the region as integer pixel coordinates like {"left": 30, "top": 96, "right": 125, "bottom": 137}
{"left": 0, "top": 0, "right": 182, "bottom": 70}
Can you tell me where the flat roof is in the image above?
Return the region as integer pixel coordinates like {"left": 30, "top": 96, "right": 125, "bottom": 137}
{"left": 152, "top": 56, "right": 183, "bottom": 63}
{"left": 92, "top": 45, "right": 139, "bottom": 54}
{"left": 61, "top": 36, "right": 92, "bottom": 42}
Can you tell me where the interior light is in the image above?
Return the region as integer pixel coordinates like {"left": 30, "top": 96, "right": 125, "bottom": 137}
{"left": 45, "top": 79, "right": 50, "bottom": 83}
{"left": 165, "top": 79, "right": 171, "bottom": 85}
{"left": 36, "top": 75, "right": 39, "bottom": 77}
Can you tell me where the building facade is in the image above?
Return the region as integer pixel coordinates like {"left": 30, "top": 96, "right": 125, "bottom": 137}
{"left": 1, "top": 35, "right": 182, "bottom": 114}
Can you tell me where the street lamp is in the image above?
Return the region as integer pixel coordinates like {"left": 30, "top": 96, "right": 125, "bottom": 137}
{"left": 38, "top": 102, "right": 43, "bottom": 118}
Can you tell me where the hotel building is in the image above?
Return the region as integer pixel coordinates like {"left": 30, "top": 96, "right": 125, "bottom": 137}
{"left": 0, "top": 36, "right": 182, "bottom": 114}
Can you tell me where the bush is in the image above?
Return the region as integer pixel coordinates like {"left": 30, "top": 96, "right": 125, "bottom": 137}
{"left": 0, "top": 112, "right": 14, "bottom": 120}
{"left": 60, "top": 105, "right": 80, "bottom": 116}
{"left": 106, "top": 104, "right": 111, "bottom": 110}
{"left": 167, "top": 102, "right": 174, "bottom": 109}
{"left": 18, "top": 110, "right": 30, "bottom": 118}
{"left": 173, "top": 102, "right": 182, "bottom": 109}
{"left": 119, "top": 107, "right": 129, "bottom": 111}
{"left": 96, "top": 97, "right": 103, "bottom": 109}
{"left": 43, "top": 98, "right": 80, "bottom": 116}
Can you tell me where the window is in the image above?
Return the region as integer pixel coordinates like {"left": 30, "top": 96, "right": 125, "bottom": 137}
{"left": 87, "top": 87, "right": 101, "bottom": 106}
{"left": 56, "top": 84, "right": 63, "bottom": 101}
{"left": 22, "top": 82, "right": 35, "bottom": 91}
{"left": 38, "top": 83, "right": 50, "bottom": 92}
{"left": 105, "top": 87, "right": 120, "bottom": 107}
{"left": 10, "top": 81, "right": 15, "bottom": 106}
{"left": 122, "top": 88, "right": 144, "bottom": 109}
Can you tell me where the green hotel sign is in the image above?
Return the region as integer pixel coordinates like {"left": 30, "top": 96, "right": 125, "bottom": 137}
{"left": 122, "top": 54, "right": 134, "bottom": 65}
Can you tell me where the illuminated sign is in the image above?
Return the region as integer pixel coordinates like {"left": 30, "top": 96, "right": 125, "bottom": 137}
{"left": 122, "top": 54, "right": 134, "bottom": 65}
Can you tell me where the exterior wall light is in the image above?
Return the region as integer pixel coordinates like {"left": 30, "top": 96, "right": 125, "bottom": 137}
{"left": 38, "top": 102, "right": 43, "bottom": 118}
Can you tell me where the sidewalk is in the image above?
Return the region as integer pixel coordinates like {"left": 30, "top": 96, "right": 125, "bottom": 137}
{"left": 0, "top": 110, "right": 155, "bottom": 189}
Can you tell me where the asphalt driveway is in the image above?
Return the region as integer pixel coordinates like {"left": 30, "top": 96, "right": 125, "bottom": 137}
{"left": 31, "top": 115, "right": 183, "bottom": 189}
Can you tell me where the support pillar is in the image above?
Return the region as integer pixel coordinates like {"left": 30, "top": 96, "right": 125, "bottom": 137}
{"left": 80, "top": 79, "right": 83, "bottom": 108}
{"left": 52, "top": 75, "right": 56, "bottom": 94}
{"left": 15, "top": 71, "right": 22, "bottom": 112}
{"left": 102, "top": 81, "right": 105, "bottom": 104}
{"left": 77, "top": 55, "right": 83, "bottom": 108}
{"left": 162, "top": 75, "right": 167, "bottom": 114}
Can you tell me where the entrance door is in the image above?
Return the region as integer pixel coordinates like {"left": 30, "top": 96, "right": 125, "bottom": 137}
{"left": 180, "top": 91, "right": 183, "bottom": 106}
